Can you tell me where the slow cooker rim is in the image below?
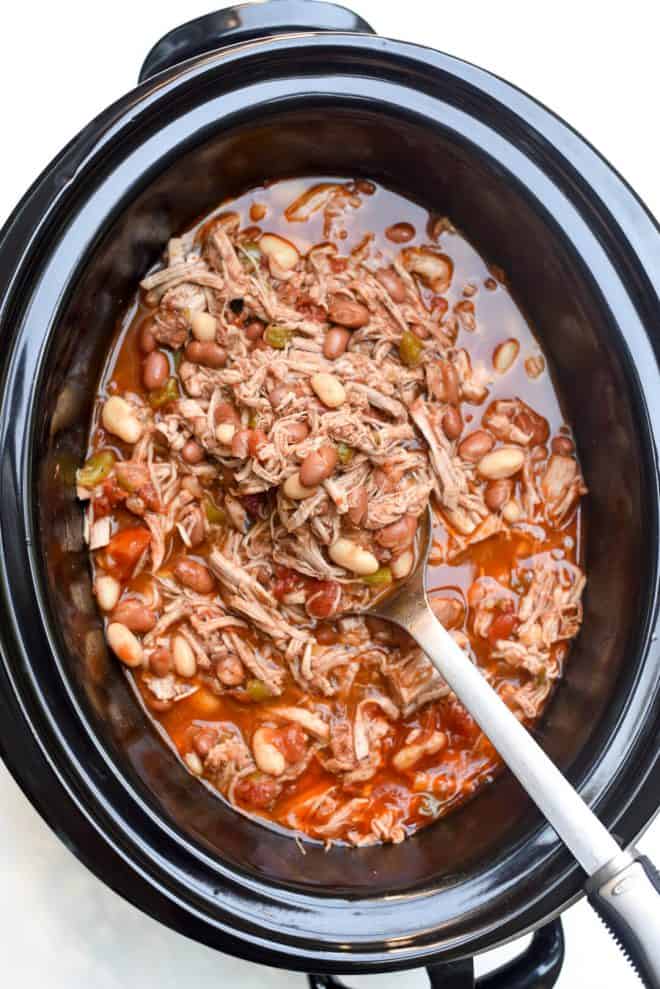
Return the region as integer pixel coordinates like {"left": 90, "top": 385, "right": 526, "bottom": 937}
{"left": 0, "top": 32, "right": 659, "bottom": 972}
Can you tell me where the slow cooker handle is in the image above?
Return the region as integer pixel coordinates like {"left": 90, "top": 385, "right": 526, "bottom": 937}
{"left": 138, "top": 0, "right": 375, "bottom": 82}
{"left": 307, "top": 918, "right": 564, "bottom": 989}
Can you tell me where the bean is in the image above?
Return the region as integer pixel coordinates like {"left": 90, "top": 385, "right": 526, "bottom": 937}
{"left": 493, "top": 338, "right": 520, "bottom": 373}
{"left": 174, "top": 558, "right": 215, "bottom": 594}
{"left": 185, "top": 341, "right": 227, "bottom": 368}
{"left": 525, "top": 355, "right": 546, "bottom": 379}
{"left": 173, "top": 635, "right": 197, "bottom": 678}
{"left": 149, "top": 647, "right": 173, "bottom": 677}
{"left": 328, "top": 297, "right": 370, "bottom": 328}
{"left": 329, "top": 538, "right": 379, "bottom": 576}
{"left": 95, "top": 575, "right": 121, "bottom": 612}
{"left": 284, "top": 421, "right": 309, "bottom": 444}
{"left": 502, "top": 499, "right": 523, "bottom": 522}
{"left": 193, "top": 729, "right": 217, "bottom": 759}
{"left": 181, "top": 439, "right": 204, "bottom": 464}
{"left": 216, "top": 654, "right": 245, "bottom": 686}
{"left": 185, "top": 751, "right": 204, "bottom": 776}
{"left": 250, "top": 202, "right": 267, "bottom": 222}
{"left": 401, "top": 247, "right": 453, "bottom": 294}
{"left": 106, "top": 622, "right": 143, "bottom": 668}
{"left": 216, "top": 423, "right": 236, "bottom": 446}
{"left": 347, "top": 485, "right": 368, "bottom": 526}
{"left": 259, "top": 233, "right": 299, "bottom": 271}
{"left": 187, "top": 509, "right": 205, "bottom": 548}
{"left": 442, "top": 406, "right": 463, "bottom": 440}
{"left": 283, "top": 472, "right": 317, "bottom": 500}
{"left": 458, "top": 430, "right": 495, "bottom": 462}
{"left": 311, "top": 372, "right": 346, "bottom": 408}
{"left": 391, "top": 550, "right": 414, "bottom": 579}
{"left": 139, "top": 321, "right": 157, "bottom": 353}
{"left": 375, "top": 266, "right": 406, "bottom": 303}
{"left": 376, "top": 514, "right": 417, "bottom": 550}
{"left": 143, "top": 350, "right": 169, "bottom": 390}
{"left": 551, "top": 435, "right": 575, "bottom": 456}
{"left": 323, "top": 327, "right": 351, "bottom": 360}
{"left": 245, "top": 321, "right": 264, "bottom": 341}
{"left": 110, "top": 599, "right": 156, "bottom": 632}
{"left": 231, "top": 428, "right": 250, "bottom": 458}
{"left": 439, "top": 359, "right": 460, "bottom": 406}
{"left": 477, "top": 446, "right": 525, "bottom": 480}
{"left": 484, "top": 478, "right": 513, "bottom": 512}
{"left": 300, "top": 445, "right": 338, "bottom": 487}
{"left": 252, "top": 726, "right": 287, "bottom": 776}
{"left": 102, "top": 396, "right": 143, "bottom": 444}
{"left": 190, "top": 312, "right": 217, "bottom": 342}
{"left": 385, "top": 222, "right": 415, "bottom": 243}
{"left": 214, "top": 402, "right": 240, "bottom": 425}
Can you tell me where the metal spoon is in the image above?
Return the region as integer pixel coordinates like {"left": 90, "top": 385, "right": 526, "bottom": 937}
{"left": 368, "top": 507, "right": 660, "bottom": 988}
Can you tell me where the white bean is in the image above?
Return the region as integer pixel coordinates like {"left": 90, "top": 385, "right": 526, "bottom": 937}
{"left": 391, "top": 550, "right": 414, "bottom": 580}
{"left": 493, "top": 338, "right": 520, "bottom": 373}
{"left": 173, "top": 635, "right": 197, "bottom": 678}
{"left": 252, "top": 727, "right": 286, "bottom": 776}
{"left": 311, "top": 373, "right": 346, "bottom": 409}
{"left": 102, "top": 396, "right": 143, "bottom": 444}
{"left": 95, "top": 575, "right": 121, "bottom": 611}
{"left": 502, "top": 498, "right": 523, "bottom": 522}
{"left": 215, "top": 422, "right": 236, "bottom": 445}
{"left": 259, "top": 233, "right": 299, "bottom": 271}
{"left": 106, "top": 622, "right": 143, "bottom": 667}
{"left": 392, "top": 731, "right": 446, "bottom": 772}
{"left": 283, "top": 471, "right": 317, "bottom": 500}
{"left": 477, "top": 446, "right": 525, "bottom": 480}
{"left": 185, "top": 751, "right": 204, "bottom": 776}
{"left": 190, "top": 312, "right": 217, "bottom": 342}
{"left": 329, "top": 538, "right": 379, "bottom": 576}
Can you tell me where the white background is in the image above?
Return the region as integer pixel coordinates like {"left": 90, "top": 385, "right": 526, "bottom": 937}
{"left": 0, "top": 2, "right": 658, "bottom": 987}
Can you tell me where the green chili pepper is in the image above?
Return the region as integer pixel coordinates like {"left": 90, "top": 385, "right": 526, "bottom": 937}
{"left": 363, "top": 566, "right": 392, "bottom": 588}
{"left": 76, "top": 450, "right": 115, "bottom": 488}
{"left": 172, "top": 349, "right": 183, "bottom": 371}
{"left": 264, "top": 325, "right": 293, "bottom": 349}
{"left": 148, "top": 376, "right": 179, "bottom": 409}
{"left": 399, "top": 329, "right": 423, "bottom": 367}
{"left": 248, "top": 411, "right": 259, "bottom": 429}
{"left": 245, "top": 678, "right": 273, "bottom": 702}
{"left": 204, "top": 497, "right": 225, "bottom": 525}
{"left": 336, "top": 442, "right": 353, "bottom": 465}
{"left": 240, "top": 241, "right": 262, "bottom": 267}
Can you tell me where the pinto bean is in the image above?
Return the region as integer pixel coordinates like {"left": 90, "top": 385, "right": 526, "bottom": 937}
{"left": 376, "top": 514, "right": 417, "bottom": 550}
{"left": 185, "top": 341, "right": 227, "bottom": 368}
{"left": 139, "top": 321, "right": 157, "bottom": 353}
{"left": 193, "top": 729, "right": 217, "bottom": 759}
{"left": 106, "top": 622, "right": 143, "bottom": 667}
{"left": 300, "top": 445, "right": 338, "bottom": 487}
{"left": 375, "top": 266, "right": 406, "bottom": 303}
{"left": 385, "top": 222, "right": 415, "bottom": 243}
{"left": 216, "top": 654, "right": 245, "bottom": 686}
{"left": 181, "top": 439, "right": 204, "bottom": 464}
{"left": 186, "top": 509, "right": 206, "bottom": 548}
{"left": 328, "top": 297, "right": 370, "bottom": 328}
{"left": 285, "top": 420, "right": 309, "bottom": 444}
{"left": 484, "top": 478, "right": 513, "bottom": 512}
{"left": 347, "top": 485, "right": 368, "bottom": 526}
{"left": 283, "top": 472, "right": 317, "bottom": 500}
{"left": 440, "top": 359, "right": 460, "bottom": 406}
{"left": 259, "top": 233, "right": 299, "bottom": 271}
{"left": 231, "top": 429, "right": 250, "bottom": 458}
{"left": 214, "top": 402, "right": 240, "bottom": 425}
{"left": 110, "top": 599, "right": 156, "bottom": 632}
{"left": 143, "top": 350, "right": 169, "bottom": 390}
{"left": 323, "top": 327, "right": 351, "bottom": 360}
{"left": 174, "top": 558, "right": 215, "bottom": 593}
{"left": 442, "top": 406, "right": 463, "bottom": 440}
{"left": 458, "top": 429, "right": 495, "bottom": 462}
{"left": 245, "top": 321, "right": 264, "bottom": 341}
{"left": 149, "top": 647, "right": 173, "bottom": 677}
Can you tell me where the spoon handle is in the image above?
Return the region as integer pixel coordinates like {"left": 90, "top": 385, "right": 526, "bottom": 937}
{"left": 410, "top": 606, "right": 660, "bottom": 988}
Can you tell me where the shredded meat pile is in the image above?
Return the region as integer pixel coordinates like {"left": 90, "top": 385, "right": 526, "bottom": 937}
{"left": 79, "top": 179, "right": 588, "bottom": 846}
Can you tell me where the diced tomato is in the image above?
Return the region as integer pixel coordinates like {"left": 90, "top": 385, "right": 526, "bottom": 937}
{"left": 444, "top": 699, "right": 480, "bottom": 743}
{"left": 329, "top": 257, "right": 348, "bottom": 274}
{"left": 98, "top": 526, "right": 151, "bottom": 579}
{"left": 248, "top": 429, "right": 268, "bottom": 458}
{"left": 488, "top": 612, "right": 518, "bottom": 646}
{"left": 234, "top": 772, "right": 281, "bottom": 809}
{"left": 273, "top": 565, "right": 305, "bottom": 601}
{"left": 306, "top": 580, "right": 341, "bottom": 620}
{"left": 275, "top": 724, "right": 307, "bottom": 764}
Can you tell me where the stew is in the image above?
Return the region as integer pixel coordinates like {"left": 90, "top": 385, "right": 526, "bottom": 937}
{"left": 79, "top": 177, "right": 587, "bottom": 846}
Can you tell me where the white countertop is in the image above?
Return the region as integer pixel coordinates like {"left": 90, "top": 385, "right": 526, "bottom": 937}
{"left": 1, "top": 2, "right": 658, "bottom": 985}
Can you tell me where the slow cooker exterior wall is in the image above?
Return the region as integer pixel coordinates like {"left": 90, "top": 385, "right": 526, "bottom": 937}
{"left": 0, "top": 31, "right": 658, "bottom": 972}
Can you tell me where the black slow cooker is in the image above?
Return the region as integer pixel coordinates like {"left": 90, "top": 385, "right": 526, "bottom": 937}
{"left": 0, "top": 3, "right": 659, "bottom": 986}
